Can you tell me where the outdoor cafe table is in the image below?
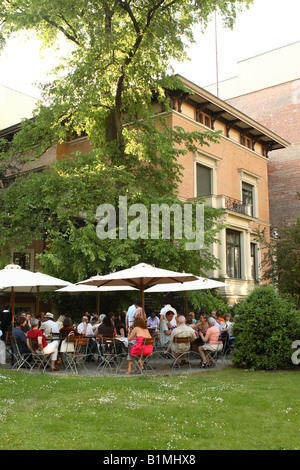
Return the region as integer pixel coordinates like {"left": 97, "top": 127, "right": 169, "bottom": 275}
{"left": 116, "top": 336, "right": 132, "bottom": 351}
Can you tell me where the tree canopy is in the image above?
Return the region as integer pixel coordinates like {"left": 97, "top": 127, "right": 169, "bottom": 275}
{"left": 0, "top": 0, "right": 252, "bottom": 164}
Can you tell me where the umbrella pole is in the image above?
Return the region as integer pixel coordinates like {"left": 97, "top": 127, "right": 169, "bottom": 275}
{"left": 185, "top": 291, "right": 188, "bottom": 316}
{"left": 36, "top": 286, "right": 40, "bottom": 316}
{"left": 11, "top": 286, "right": 15, "bottom": 325}
{"left": 141, "top": 286, "right": 145, "bottom": 320}
{"left": 97, "top": 292, "right": 100, "bottom": 315}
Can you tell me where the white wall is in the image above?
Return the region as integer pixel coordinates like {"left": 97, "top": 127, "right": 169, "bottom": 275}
{"left": 0, "top": 86, "right": 37, "bottom": 130}
{"left": 205, "top": 42, "right": 300, "bottom": 99}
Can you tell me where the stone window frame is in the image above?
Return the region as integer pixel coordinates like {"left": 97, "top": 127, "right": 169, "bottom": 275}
{"left": 193, "top": 150, "right": 221, "bottom": 198}
{"left": 238, "top": 168, "right": 261, "bottom": 219}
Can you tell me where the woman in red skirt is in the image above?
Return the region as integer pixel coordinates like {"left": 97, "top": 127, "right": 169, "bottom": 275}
{"left": 127, "top": 316, "right": 153, "bottom": 374}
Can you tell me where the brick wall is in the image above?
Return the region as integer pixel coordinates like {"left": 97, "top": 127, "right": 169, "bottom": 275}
{"left": 228, "top": 80, "right": 300, "bottom": 228}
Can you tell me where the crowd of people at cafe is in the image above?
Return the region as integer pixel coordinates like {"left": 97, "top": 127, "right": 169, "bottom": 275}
{"left": 0, "top": 297, "right": 235, "bottom": 372}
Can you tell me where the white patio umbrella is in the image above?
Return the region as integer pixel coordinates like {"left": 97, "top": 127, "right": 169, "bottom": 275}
{"left": 0, "top": 264, "right": 71, "bottom": 321}
{"left": 78, "top": 262, "right": 198, "bottom": 316}
{"left": 144, "top": 276, "right": 228, "bottom": 314}
{"left": 56, "top": 283, "right": 138, "bottom": 314}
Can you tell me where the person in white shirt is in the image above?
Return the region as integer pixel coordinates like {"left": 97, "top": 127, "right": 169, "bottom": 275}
{"left": 77, "top": 316, "right": 94, "bottom": 337}
{"left": 77, "top": 315, "right": 96, "bottom": 360}
{"left": 0, "top": 329, "right": 6, "bottom": 364}
{"left": 147, "top": 312, "right": 160, "bottom": 329}
{"left": 160, "top": 298, "right": 177, "bottom": 328}
{"left": 126, "top": 302, "right": 137, "bottom": 332}
{"left": 221, "top": 313, "right": 235, "bottom": 345}
{"left": 40, "top": 312, "right": 59, "bottom": 336}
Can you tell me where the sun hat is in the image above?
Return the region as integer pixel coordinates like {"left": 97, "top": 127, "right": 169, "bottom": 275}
{"left": 44, "top": 312, "right": 54, "bottom": 319}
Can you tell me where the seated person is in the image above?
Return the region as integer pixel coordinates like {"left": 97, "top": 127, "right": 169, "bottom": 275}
{"left": 20, "top": 312, "right": 30, "bottom": 333}
{"left": 90, "top": 312, "right": 99, "bottom": 325}
{"left": 59, "top": 317, "right": 79, "bottom": 352}
{"left": 12, "top": 316, "right": 32, "bottom": 356}
{"left": 147, "top": 312, "right": 160, "bottom": 329}
{"left": 170, "top": 316, "right": 196, "bottom": 365}
{"left": 40, "top": 312, "right": 59, "bottom": 336}
{"left": 221, "top": 313, "right": 235, "bottom": 346}
{"left": 27, "top": 318, "right": 59, "bottom": 371}
{"left": 186, "top": 312, "right": 197, "bottom": 325}
{"left": 59, "top": 317, "right": 79, "bottom": 338}
{"left": 97, "top": 315, "right": 116, "bottom": 337}
{"left": 192, "top": 313, "right": 208, "bottom": 333}
{"left": 126, "top": 317, "right": 153, "bottom": 374}
{"left": 191, "top": 313, "right": 208, "bottom": 349}
{"left": 91, "top": 314, "right": 106, "bottom": 333}
{"left": 77, "top": 315, "right": 97, "bottom": 359}
{"left": 114, "top": 314, "right": 126, "bottom": 337}
{"left": 159, "top": 311, "right": 175, "bottom": 349}
{"left": 77, "top": 316, "right": 94, "bottom": 337}
{"left": 216, "top": 310, "right": 225, "bottom": 324}
{"left": 198, "top": 317, "right": 223, "bottom": 367}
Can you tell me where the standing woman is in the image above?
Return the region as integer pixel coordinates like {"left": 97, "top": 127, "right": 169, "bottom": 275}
{"left": 126, "top": 317, "right": 153, "bottom": 374}
{"left": 133, "top": 299, "right": 146, "bottom": 322}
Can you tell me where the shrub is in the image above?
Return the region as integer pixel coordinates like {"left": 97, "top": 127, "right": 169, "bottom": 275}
{"left": 232, "top": 285, "right": 300, "bottom": 370}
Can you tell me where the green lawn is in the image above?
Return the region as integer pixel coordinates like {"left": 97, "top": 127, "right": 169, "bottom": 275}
{"left": 0, "top": 367, "right": 299, "bottom": 450}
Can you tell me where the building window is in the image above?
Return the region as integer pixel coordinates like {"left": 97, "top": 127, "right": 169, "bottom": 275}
{"left": 242, "top": 182, "right": 253, "bottom": 216}
{"left": 12, "top": 250, "right": 34, "bottom": 271}
{"left": 196, "top": 163, "right": 212, "bottom": 197}
{"left": 245, "top": 136, "right": 253, "bottom": 149}
{"left": 198, "top": 112, "right": 212, "bottom": 129}
{"left": 250, "top": 243, "right": 258, "bottom": 282}
{"left": 226, "top": 230, "right": 241, "bottom": 279}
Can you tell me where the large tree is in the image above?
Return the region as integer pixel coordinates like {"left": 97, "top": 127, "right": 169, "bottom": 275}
{"left": 0, "top": 0, "right": 252, "bottom": 165}
{"left": 0, "top": 0, "right": 252, "bottom": 281}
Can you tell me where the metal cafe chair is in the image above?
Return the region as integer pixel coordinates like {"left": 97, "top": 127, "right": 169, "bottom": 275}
{"left": 171, "top": 336, "right": 193, "bottom": 370}
{"left": 96, "top": 335, "right": 121, "bottom": 372}
{"left": 4, "top": 331, "right": 14, "bottom": 364}
{"left": 28, "top": 337, "right": 52, "bottom": 372}
{"left": 61, "top": 335, "right": 90, "bottom": 374}
{"left": 11, "top": 337, "right": 32, "bottom": 371}
{"left": 130, "top": 337, "right": 155, "bottom": 374}
{"left": 203, "top": 340, "right": 224, "bottom": 368}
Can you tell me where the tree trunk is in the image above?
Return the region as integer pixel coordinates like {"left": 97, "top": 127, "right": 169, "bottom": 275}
{"left": 105, "top": 73, "right": 126, "bottom": 161}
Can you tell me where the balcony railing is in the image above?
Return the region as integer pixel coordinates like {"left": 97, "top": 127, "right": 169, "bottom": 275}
{"left": 189, "top": 194, "right": 253, "bottom": 217}
{"left": 225, "top": 196, "right": 252, "bottom": 216}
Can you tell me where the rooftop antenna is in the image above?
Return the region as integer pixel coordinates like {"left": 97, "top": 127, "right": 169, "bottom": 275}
{"left": 215, "top": 11, "right": 219, "bottom": 97}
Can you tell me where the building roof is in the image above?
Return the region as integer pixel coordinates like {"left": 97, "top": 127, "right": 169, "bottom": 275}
{"left": 0, "top": 76, "right": 290, "bottom": 152}
{"left": 176, "top": 75, "right": 290, "bottom": 151}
